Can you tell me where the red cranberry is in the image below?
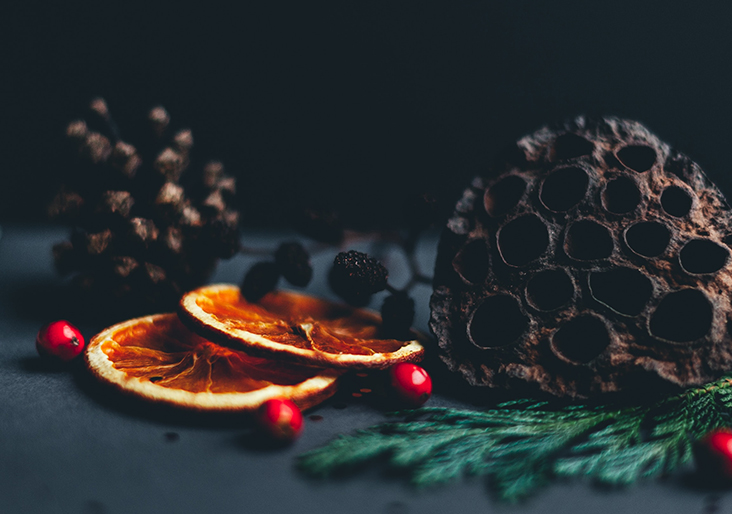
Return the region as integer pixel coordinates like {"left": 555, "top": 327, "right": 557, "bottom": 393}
{"left": 256, "top": 399, "right": 304, "bottom": 441}
{"left": 36, "top": 320, "right": 85, "bottom": 362}
{"left": 694, "top": 429, "right": 732, "bottom": 481}
{"left": 389, "top": 363, "right": 432, "bottom": 407}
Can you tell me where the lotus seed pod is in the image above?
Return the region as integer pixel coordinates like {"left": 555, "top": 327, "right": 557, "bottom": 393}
{"left": 430, "top": 116, "right": 732, "bottom": 399}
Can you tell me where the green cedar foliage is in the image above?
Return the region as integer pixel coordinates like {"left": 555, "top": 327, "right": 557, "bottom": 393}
{"left": 298, "top": 376, "right": 732, "bottom": 502}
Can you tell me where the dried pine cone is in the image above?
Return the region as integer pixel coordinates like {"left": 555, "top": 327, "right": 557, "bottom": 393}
{"left": 49, "top": 98, "right": 240, "bottom": 311}
{"left": 430, "top": 116, "right": 732, "bottom": 399}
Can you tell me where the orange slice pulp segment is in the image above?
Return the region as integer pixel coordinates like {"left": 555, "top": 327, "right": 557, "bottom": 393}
{"left": 85, "top": 313, "right": 342, "bottom": 411}
{"left": 178, "top": 284, "right": 425, "bottom": 369}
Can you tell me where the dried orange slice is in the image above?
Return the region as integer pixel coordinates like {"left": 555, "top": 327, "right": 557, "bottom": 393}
{"left": 178, "top": 284, "right": 425, "bottom": 369}
{"left": 85, "top": 313, "right": 341, "bottom": 412}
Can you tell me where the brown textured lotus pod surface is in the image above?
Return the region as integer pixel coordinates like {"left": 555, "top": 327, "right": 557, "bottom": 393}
{"left": 430, "top": 116, "right": 732, "bottom": 398}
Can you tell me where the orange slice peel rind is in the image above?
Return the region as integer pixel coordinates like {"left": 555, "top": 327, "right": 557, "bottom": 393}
{"left": 178, "top": 284, "right": 425, "bottom": 369}
{"left": 85, "top": 313, "right": 342, "bottom": 412}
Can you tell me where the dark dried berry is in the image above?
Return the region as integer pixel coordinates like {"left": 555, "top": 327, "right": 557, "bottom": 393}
{"left": 275, "top": 242, "right": 312, "bottom": 287}
{"left": 381, "top": 292, "right": 415, "bottom": 339}
{"left": 242, "top": 262, "right": 280, "bottom": 302}
{"left": 329, "top": 251, "right": 388, "bottom": 306}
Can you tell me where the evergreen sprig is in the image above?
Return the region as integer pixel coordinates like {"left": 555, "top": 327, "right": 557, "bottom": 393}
{"left": 298, "top": 376, "right": 732, "bottom": 502}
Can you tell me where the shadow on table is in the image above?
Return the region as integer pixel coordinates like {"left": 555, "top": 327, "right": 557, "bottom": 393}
{"left": 8, "top": 280, "right": 79, "bottom": 322}
{"left": 7, "top": 279, "right": 172, "bottom": 329}
{"left": 18, "top": 353, "right": 246, "bottom": 428}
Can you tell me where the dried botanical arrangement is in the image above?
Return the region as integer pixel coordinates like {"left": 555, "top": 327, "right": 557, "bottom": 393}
{"left": 40, "top": 106, "right": 732, "bottom": 500}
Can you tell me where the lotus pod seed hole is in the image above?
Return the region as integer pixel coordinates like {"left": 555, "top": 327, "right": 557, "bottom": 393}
{"left": 526, "top": 269, "right": 574, "bottom": 311}
{"left": 649, "top": 289, "right": 713, "bottom": 343}
{"left": 679, "top": 239, "right": 730, "bottom": 274}
{"left": 539, "top": 167, "right": 589, "bottom": 212}
{"left": 452, "top": 239, "right": 490, "bottom": 285}
{"left": 624, "top": 222, "right": 671, "bottom": 258}
{"left": 603, "top": 176, "right": 641, "bottom": 214}
{"left": 565, "top": 220, "right": 613, "bottom": 261}
{"left": 497, "top": 214, "right": 550, "bottom": 266}
{"left": 617, "top": 144, "right": 657, "bottom": 173}
{"left": 484, "top": 175, "right": 526, "bottom": 217}
{"left": 589, "top": 267, "right": 653, "bottom": 317}
{"left": 552, "top": 133, "right": 595, "bottom": 160}
{"left": 551, "top": 315, "right": 611, "bottom": 364}
{"left": 661, "top": 186, "right": 693, "bottom": 217}
{"left": 468, "top": 295, "right": 528, "bottom": 349}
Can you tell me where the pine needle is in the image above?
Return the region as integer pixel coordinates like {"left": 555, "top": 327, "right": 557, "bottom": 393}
{"left": 297, "top": 376, "right": 732, "bottom": 502}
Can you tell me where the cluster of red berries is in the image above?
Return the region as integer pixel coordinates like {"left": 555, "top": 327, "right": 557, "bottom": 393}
{"left": 256, "top": 363, "right": 432, "bottom": 442}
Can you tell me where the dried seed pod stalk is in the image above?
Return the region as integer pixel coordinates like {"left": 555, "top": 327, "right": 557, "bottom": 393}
{"left": 430, "top": 116, "right": 732, "bottom": 398}
{"left": 50, "top": 98, "right": 240, "bottom": 312}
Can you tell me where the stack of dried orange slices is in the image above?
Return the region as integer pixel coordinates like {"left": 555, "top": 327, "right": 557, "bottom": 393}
{"left": 85, "top": 284, "right": 425, "bottom": 412}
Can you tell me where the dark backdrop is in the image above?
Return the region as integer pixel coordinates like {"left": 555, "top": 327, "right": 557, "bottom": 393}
{"left": 3, "top": 2, "right": 732, "bottom": 229}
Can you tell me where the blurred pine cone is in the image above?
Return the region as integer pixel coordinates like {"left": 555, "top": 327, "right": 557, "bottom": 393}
{"left": 431, "top": 116, "right": 732, "bottom": 399}
{"left": 49, "top": 98, "right": 240, "bottom": 312}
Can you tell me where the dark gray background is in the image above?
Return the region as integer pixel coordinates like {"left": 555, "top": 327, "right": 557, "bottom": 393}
{"left": 0, "top": 225, "right": 729, "bottom": 513}
{"left": 3, "top": 2, "right": 732, "bottom": 229}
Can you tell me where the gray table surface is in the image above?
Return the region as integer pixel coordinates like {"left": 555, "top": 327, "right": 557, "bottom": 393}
{"left": 0, "top": 224, "right": 727, "bottom": 514}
